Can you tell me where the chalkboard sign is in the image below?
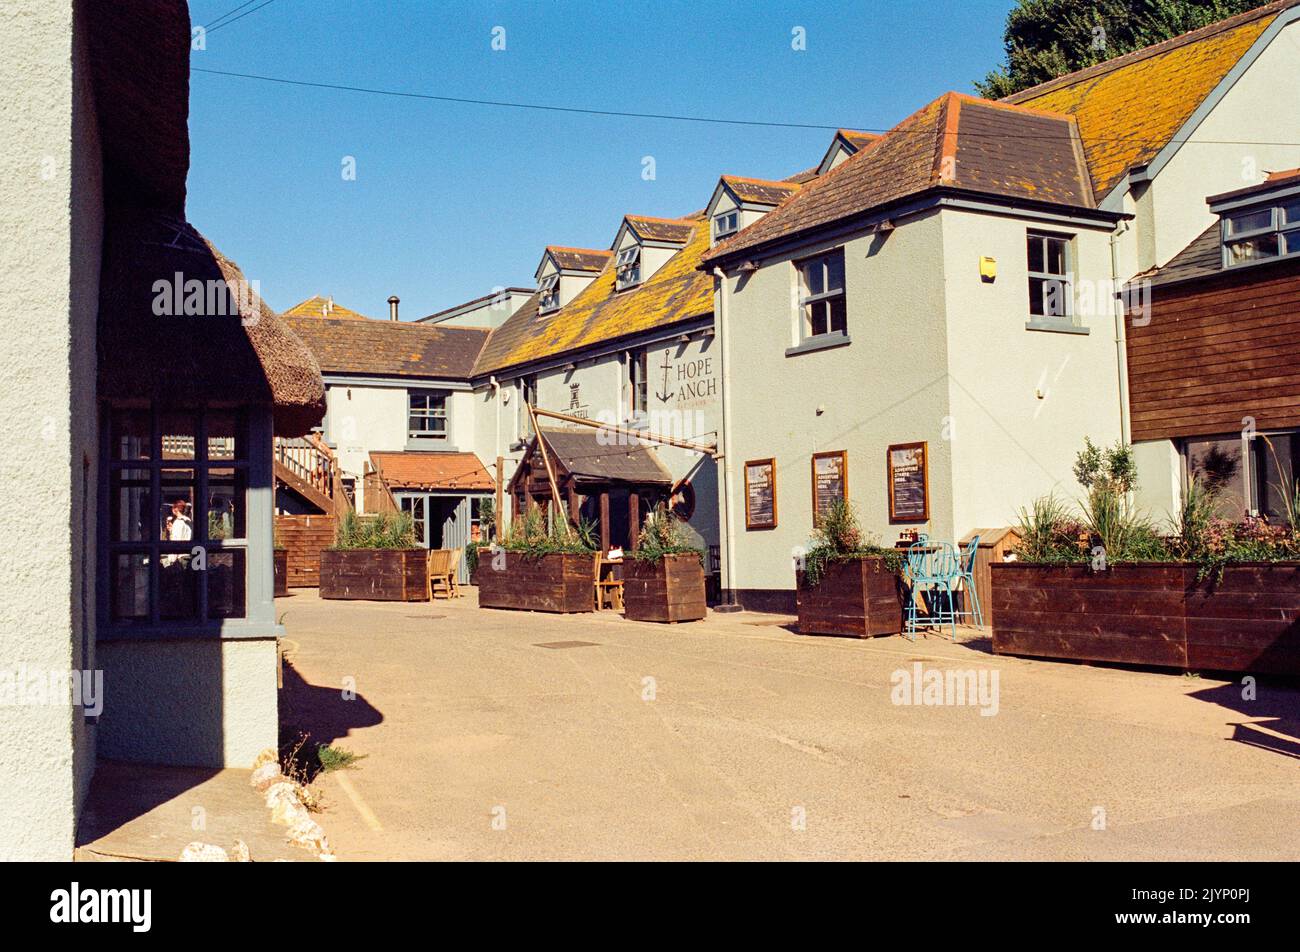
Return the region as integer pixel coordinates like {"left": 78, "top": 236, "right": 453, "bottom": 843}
{"left": 811, "top": 451, "right": 847, "bottom": 527}
{"left": 744, "top": 458, "right": 777, "bottom": 529}
{"left": 888, "top": 442, "right": 929, "bottom": 523}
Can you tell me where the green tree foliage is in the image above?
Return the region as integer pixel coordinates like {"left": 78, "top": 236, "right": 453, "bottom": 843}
{"left": 976, "top": 0, "right": 1268, "bottom": 99}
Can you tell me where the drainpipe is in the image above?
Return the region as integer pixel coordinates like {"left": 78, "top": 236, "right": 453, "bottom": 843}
{"left": 1109, "top": 221, "right": 1132, "bottom": 445}
{"left": 713, "top": 266, "right": 741, "bottom": 611}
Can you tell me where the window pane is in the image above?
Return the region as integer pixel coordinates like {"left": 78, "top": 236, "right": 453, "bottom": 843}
{"left": 159, "top": 556, "right": 198, "bottom": 621}
{"left": 1029, "top": 277, "right": 1046, "bottom": 317}
{"left": 111, "top": 552, "right": 150, "bottom": 622}
{"left": 1254, "top": 434, "right": 1298, "bottom": 523}
{"left": 161, "top": 411, "right": 196, "bottom": 460}
{"left": 1042, "top": 278, "right": 1070, "bottom": 317}
{"left": 206, "top": 467, "right": 247, "bottom": 540}
{"left": 159, "top": 471, "right": 195, "bottom": 543}
{"left": 1045, "top": 238, "right": 1067, "bottom": 276}
{"left": 207, "top": 550, "right": 246, "bottom": 620}
{"left": 1226, "top": 234, "right": 1280, "bottom": 265}
{"left": 827, "top": 295, "right": 847, "bottom": 335}
{"left": 206, "top": 411, "right": 245, "bottom": 461}
{"left": 804, "top": 260, "right": 825, "bottom": 296}
{"left": 1027, "top": 236, "right": 1045, "bottom": 274}
{"left": 1227, "top": 207, "right": 1273, "bottom": 234}
{"left": 111, "top": 410, "right": 152, "bottom": 460}
{"left": 807, "top": 300, "right": 829, "bottom": 337}
{"left": 1186, "top": 437, "right": 1247, "bottom": 520}
{"left": 110, "top": 468, "right": 152, "bottom": 542}
{"left": 825, "top": 251, "right": 845, "bottom": 292}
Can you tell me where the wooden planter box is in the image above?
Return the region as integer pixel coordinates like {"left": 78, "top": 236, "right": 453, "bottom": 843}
{"left": 623, "top": 553, "right": 707, "bottom": 623}
{"left": 473, "top": 551, "right": 594, "bottom": 613}
{"left": 273, "top": 548, "right": 288, "bottom": 597}
{"left": 319, "top": 548, "right": 429, "bottom": 601}
{"left": 796, "top": 556, "right": 905, "bottom": 638}
{"left": 991, "top": 562, "right": 1300, "bottom": 675}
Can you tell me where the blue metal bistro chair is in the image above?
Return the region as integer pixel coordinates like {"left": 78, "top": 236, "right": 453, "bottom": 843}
{"left": 904, "top": 540, "right": 960, "bottom": 640}
{"left": 957, "top": 534, "right": 984, "bottom": 628}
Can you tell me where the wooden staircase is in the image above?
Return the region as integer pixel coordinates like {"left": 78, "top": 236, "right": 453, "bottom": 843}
{"left": 274, "top": 433, "right": 351, "bottom": 515}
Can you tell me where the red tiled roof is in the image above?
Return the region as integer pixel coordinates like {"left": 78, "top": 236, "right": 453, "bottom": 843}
{"left": 547, "top": 247, "right": 612, "bottom": 272}
{"left": 370, "top": 451, "right": 495, "bottom": 491}
{"left": 719, "top": 175, "right": 801, "bottom": 206}
{"left": 705, "top": 92, "right": 1093, "bottom": 264}
{"left": 623, "top": 215, "right": 696, "bottom": 244}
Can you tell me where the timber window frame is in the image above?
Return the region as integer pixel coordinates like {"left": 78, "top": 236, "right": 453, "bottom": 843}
{"left": 615, "top": 244, "right": 642, "bottom": 291}
{"left": 712, "top": 209, "right": 740, "bottom": 244}
{"left": 1026, "top": 230, "right": 1077, "bottom": 330}
{"left": 625, "top": 347, "right": 649, "bottom": 420}
{"left": 1221, "top": 198, "right": 1300, "bottom": 268}
{"left": 407, "top": 389, "right": 449, "bottom": 443}
{"left": 538, "top": 272, "right": 560, "bottom": 314}
{"left": 795, "top": 248, "right": 848, "bottom": 345}
{"left": 100, "top": 403, "right": 275, "bottom": 637}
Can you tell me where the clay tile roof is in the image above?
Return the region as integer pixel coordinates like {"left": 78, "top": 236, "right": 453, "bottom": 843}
{"left": 286, "top": 315, "right": 490, "bottom": 379}
{"left": 624, "top": 215, "right": 696, "bottom": 244}
{"left": 283, "top": 295, "right": 373, "bottom": 321}
{"left": 1004, "top": 1, "right": 1293, "bottom": 196}
{"left": 720, "top": 175, "right": 802, "bottom": 206}
{"left": 547, "top": 247, "right": 613, "bottom": 272}
{"left": 474, "top": 216, "right": 712, "bottom": 377}
{"left": 705, "top": 92, "right": 1093, "bottom": 264}
{"left": 370, "top": 451, "right": 495, "bottom": 491}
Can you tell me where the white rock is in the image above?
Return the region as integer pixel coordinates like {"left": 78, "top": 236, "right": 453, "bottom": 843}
{"left": 250, "top": 762, "right": 283, "bottom": 792}
{"left": 179, "top": 842, "right": 229, "bottom": 862}
{"left": 229, "top": 839, "right": 251, "bottom": 862}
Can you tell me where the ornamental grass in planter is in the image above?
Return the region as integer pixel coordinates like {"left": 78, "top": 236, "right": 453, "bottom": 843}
{"left": 320, "top": 511, "right": 428, "bottom": 602}
{"left": 993, "top": 438, "right": 1300, "bottom": 674}
{"left": 472, "top": 504, "right": 596, "bottom": 613}
{"left": 795, "top": 501, "right": 905, "bottom": 638}
{"left": 623, "top": 507, "right": 707, "bottom": 623}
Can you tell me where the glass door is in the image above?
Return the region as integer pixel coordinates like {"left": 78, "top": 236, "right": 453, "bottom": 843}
{"left": 398, "top": 495, "right": 428, "bottom": 547}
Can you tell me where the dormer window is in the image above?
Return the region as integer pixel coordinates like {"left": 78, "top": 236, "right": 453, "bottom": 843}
{"left": 538, "top": 273, "right": 560, "bottom": 313}
{"left": 713, "top": 210, "right": 739, "bottom": 243}
{"left": 1222, "top": 198, "right": 1300, "bottom": 267}
{"left": 616, "top": 245, "right": 642, "bottom": 290}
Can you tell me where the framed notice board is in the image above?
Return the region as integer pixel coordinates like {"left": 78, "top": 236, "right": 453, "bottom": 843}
{"left": 744, "top": 458, "right": 777, "bottom": 529}
{"left": 811, "top": 450, "right": 848, "bottom": 527}
{"left": 887, "top": 441, "right": 929, "bottom": 523}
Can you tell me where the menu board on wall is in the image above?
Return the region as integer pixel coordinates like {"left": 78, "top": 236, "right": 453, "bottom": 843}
{"left": 811, "top": 451, "right": 848, "bottom": 527}
{"left": 744, "top": 459, "right": 777, "bottom": 529}
{"left": 888, "top": 442, "right": 929, "bottom": 523}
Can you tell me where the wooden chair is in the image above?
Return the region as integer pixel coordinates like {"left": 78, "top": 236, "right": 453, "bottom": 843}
{"left": 593, "top": 552, "right": 623, "bottom": 612}
{"left": 426, "top": 549, "right": 456, "bottom": 600}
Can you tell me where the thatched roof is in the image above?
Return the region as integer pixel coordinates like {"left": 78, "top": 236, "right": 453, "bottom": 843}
{"left": 87, "top": 1, "right": 325, "bottom": 436}
{"left": 97, "top": 207, "right": 326, "bottom": 436}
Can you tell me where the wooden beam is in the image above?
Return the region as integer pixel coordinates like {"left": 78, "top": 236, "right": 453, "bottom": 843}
{"left": 527, "top": 404, "right": 569, "bottom": 524}
{"left": 531, "top": 406, "right": 718, "bottom": 457}
{"left": 628, "top": 491, "right": 640, "bottom": 551}
{"left": 599, "top": 491, "right": 610, "bottom": 554}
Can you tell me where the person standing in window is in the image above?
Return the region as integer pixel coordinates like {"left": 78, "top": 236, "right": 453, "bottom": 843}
{"left": 162, "top": 497, "right": 192, "bottom": 567}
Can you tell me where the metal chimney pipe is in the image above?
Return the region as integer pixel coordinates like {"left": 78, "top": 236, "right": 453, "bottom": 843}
{"left": 387, "top": 295, "right": 400, "bottom": 321}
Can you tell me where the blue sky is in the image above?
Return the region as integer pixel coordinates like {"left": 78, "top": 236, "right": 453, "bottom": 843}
{"left": 187, "top": 0, "right": 1014, "bottom": 318}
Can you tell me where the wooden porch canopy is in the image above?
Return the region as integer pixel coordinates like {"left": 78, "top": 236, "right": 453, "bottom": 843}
{"left": 508, "top": 427, "right": 674, "bottom": 551}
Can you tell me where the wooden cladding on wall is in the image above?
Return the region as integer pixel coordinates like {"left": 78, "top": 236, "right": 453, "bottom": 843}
{"left": 1127, "top": 262, "right": 1300, "bottom": 442}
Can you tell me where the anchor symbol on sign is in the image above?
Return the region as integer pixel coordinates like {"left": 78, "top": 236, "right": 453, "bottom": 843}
{"left": 655, "top": 349, "right": 674, "bottom": 403}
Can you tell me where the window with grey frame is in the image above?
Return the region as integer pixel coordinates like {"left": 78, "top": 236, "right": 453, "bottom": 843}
{"left": 104, "top": 405, "right": 249, "bottom": 627}
{"left": 626, "top": 348, "right": 648, "bottom": 418}
{"left": 408, "top": 389, "right": 448, "bottom": 441}
{"left": 1027, "top": 231, "right": 1074, "bottom": 323}
{"left": 1183, "top": 430, "right": 1299, "bottom": 522}
{"left": 538, "top": 272, "right": 560, "bottom": 313}
{"left": 797, "top": 248, "right": 847, "bottom": 340}
{"left": 615, "top": 244, "right": 642, "bottom": 290}
{"left": 1221, "top": 197, "right": 1300, "bottom": 267}
{"left": 713, "top": 209, "right": 739, "bottom": 243}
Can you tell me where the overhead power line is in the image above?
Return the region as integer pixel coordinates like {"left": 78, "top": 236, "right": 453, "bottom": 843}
{"left": 189, "top": 66, "right": 1300, "bottom": 148}
{"left": 204, "top": 0, "right": 279, "bottom": 34}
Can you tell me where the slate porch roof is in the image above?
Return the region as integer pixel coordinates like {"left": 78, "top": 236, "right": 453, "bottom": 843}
{"left": 510, "top": 428, "right": 674, "bottom": 490}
